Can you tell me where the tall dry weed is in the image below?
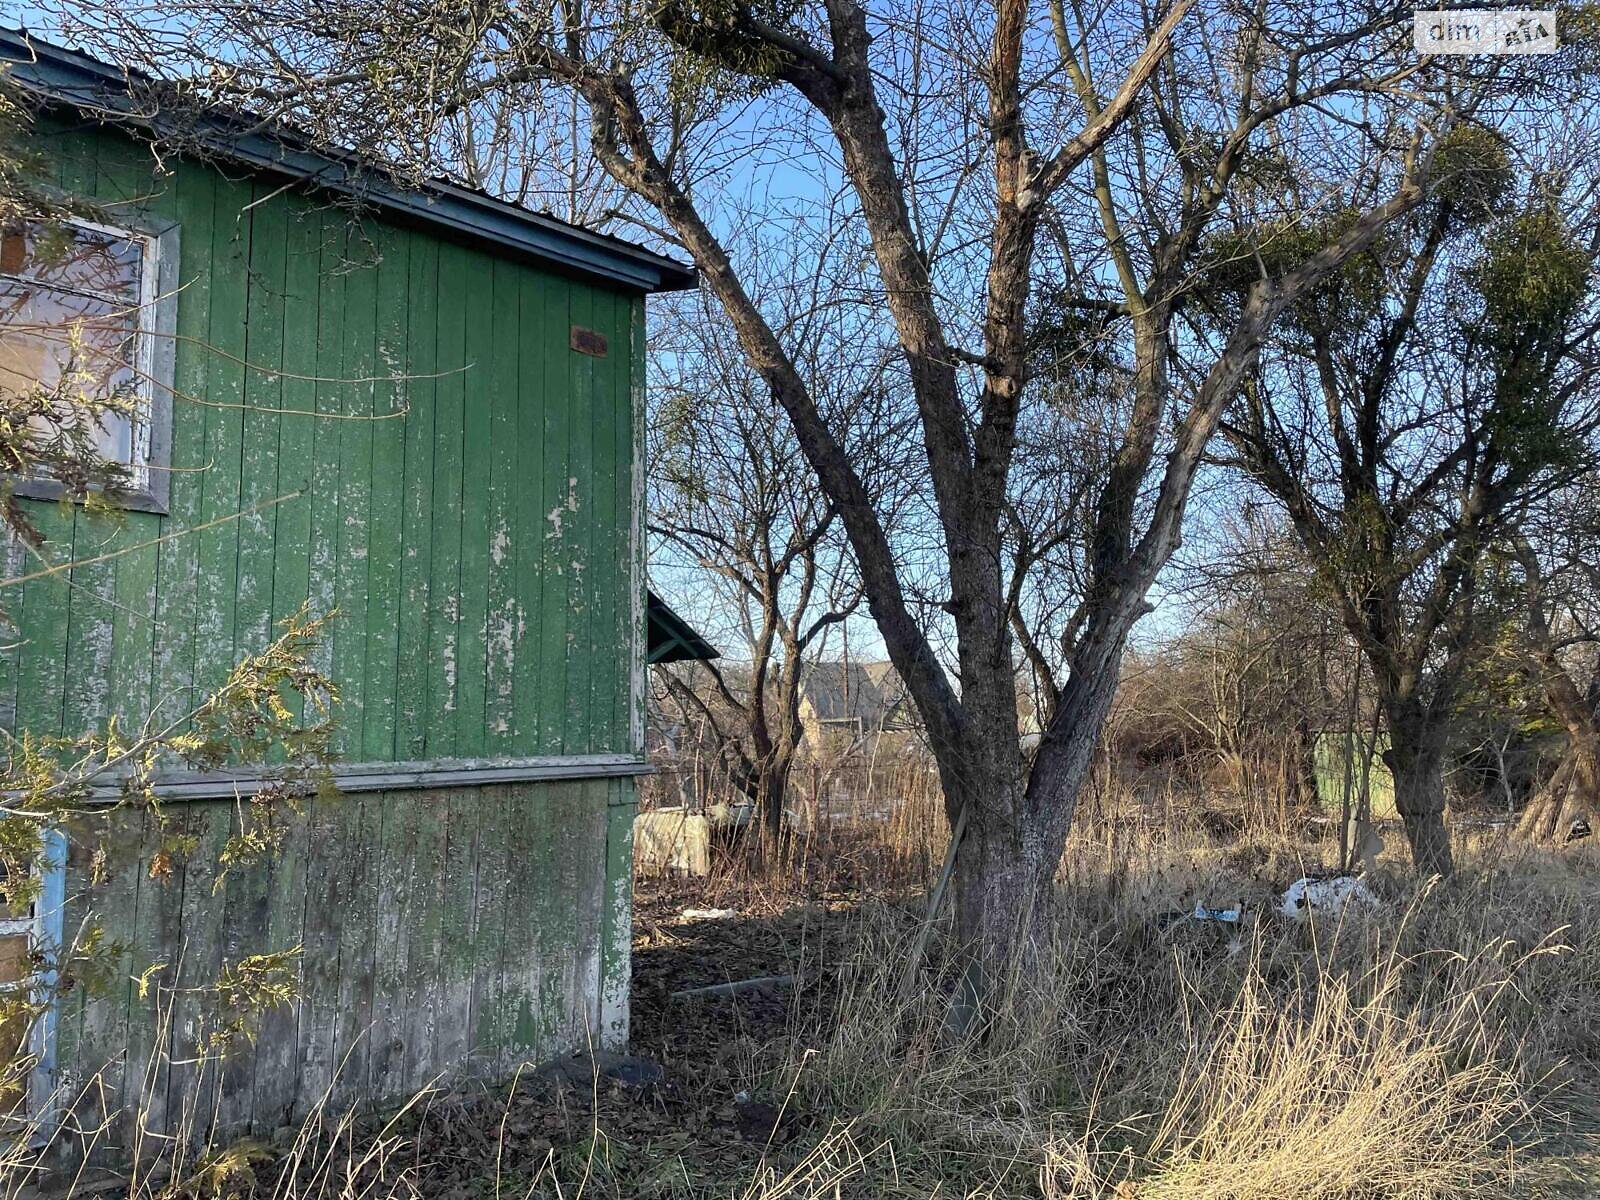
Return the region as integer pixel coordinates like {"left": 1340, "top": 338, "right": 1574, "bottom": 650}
{"left": 782, "top": 825, "right": 1598, "bottom": 1199}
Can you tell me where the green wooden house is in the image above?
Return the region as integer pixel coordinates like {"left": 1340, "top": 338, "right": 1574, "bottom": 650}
{"left": 0, "top": 30, "right": 710, "bottom": 1150}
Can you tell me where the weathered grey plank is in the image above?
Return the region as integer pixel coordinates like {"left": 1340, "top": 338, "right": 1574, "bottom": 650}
{"left": 246, "top": 794, "right": 310, "bottom": 1133}
{"left": 290, "top": 793, "right": 346, "bottom": 1120}
{"left": 213, "top": 822, "right": 277, "bottom": 1135}
{"left": 395, "top": 791, "right": 447, "bottom": 1098}
{"left": 120, "top": 810, "right": 186, "bottom": 1161}
{"left": 465, "top": 785, "right": 510, "bottom": 1077}
{"left": 330, "top": 791, "right": 378, "bottom": 1109}
{"left": 431, "top": 787, "right": 481, "bottom": 1085}
{"left": 598, "top": 780, "right": 636, "bottom": 1048}
{"left": 161, "top": 802, "right": 235, "bottom": 1147}
{"left": 368, "top": 790, "right": 420, "bottom": 1099}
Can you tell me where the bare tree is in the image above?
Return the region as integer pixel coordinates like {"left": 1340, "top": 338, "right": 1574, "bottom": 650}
{"left": 1160, "top": 515, "right": 1342, "bottom": 809}
{"left": 1502, "top": 475, "right": 1600, "bottom": 843}
{"left": 57, "top": 0, "right": 1505, "bottom": 985}
{"left": 1220, "top": 142, "right": 1600, "bottom": 873}
{"left": 649, "top": 283, "right": 879, "bottom": 846}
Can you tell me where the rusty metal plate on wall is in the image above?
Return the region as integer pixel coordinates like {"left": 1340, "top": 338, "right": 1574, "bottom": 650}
{"left": 570, "top": 325, "right": 608, "bottom": 357}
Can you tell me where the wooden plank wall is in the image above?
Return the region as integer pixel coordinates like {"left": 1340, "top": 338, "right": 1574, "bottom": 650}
{"left": 1, "top": 118, "right": 649, "bottom": 1153}
{"left": 4, "top": 118, "right": 643, "bottom": 763}
{"left": 53, "top": 778, "right": 630, "bottom": 1148}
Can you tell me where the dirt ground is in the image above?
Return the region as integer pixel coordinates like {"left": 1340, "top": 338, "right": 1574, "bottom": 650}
{"left": 629, "top": 869, "right": 867, "bottom": 1055}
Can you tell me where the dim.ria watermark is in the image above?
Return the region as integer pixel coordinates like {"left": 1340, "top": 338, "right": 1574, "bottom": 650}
{"left": 1414, "top": 8, "right": 1557, "bottom": 53}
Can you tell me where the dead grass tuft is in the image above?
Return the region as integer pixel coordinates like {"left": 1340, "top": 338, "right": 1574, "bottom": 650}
{"left": 778, "top": 821, "right": 1600, "bottom": 1199}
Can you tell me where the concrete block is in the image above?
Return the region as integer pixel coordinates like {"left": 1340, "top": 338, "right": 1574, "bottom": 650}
{"left": 633, "top": 806, "right": 711, "bottom": 875}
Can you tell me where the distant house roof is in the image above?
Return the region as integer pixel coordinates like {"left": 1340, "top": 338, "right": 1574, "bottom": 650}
{"left": 0, "top": 28, "right": 696, "bottom": 294}
{"left": 800, "top": 661, "right": 912, "bottom": 729}
{"left": 647, "top": 592, "right": 719, "bottom": 664}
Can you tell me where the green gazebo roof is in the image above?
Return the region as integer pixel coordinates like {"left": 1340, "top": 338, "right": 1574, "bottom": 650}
{"left": 647, "top": 592, "right": 719, "bottom": 664}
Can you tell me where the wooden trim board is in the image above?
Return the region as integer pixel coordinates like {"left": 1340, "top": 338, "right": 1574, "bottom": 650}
{"left": 60, "top": 754, "right": 653, "bottom": 803}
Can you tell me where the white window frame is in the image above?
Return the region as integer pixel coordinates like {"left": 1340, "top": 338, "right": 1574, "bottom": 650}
{"left": 3, "top": 211, "right": 178, "bottom": 514}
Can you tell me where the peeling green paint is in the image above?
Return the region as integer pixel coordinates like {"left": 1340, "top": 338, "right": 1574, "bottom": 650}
{"left": 12, "top": 115, "right": 649, "bottom": 1146}
{"left": 10, "top": 117, "right": 643, "bottom": 763}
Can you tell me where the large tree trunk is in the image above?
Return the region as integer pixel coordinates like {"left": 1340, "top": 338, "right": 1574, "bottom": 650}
{"left": 940, "top": 651, "right": 1049, "bottom": 1017}
{"left": 748, "top": 742, "right": 800, "bottom": 844}
{"left": 945, "top": 732, "right": 1033, "bottom": 937}
{"left": 941, "top": 617, "right": 1129, "bottom": 1024}
{"left": 1518, "top": 749, "right": 1600, "bottom": 844}
{"left": 1518, "top": 647, "right": 1600, "bottom": 845}
{"left": 947, "top": 808, "right": 1044, "bottom": 1027}
{"left": 757, "top": 758, "right": 790, "bottom": 849}
{"left": 1382, "top": 703, "right": 1454, "bottom": 875}
{"left": 940, "top": 638, "right": 1128, "bottom": 1028}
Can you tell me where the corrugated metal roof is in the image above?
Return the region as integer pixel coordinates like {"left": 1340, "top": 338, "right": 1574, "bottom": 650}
{"left": 0, "top": 28, "right": 697, "bottom": 294}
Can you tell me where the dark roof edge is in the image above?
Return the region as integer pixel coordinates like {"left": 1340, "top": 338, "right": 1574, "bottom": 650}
{"left": 0, "top": 29, "right": 697, "bottom": 294}
{"left": 647, "top": 591, "right": 720, "bottom": 664}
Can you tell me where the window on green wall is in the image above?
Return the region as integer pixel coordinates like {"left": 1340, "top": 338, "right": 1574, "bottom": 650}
{"left": 0, "top": 214, "right": 175, "bottom": 511}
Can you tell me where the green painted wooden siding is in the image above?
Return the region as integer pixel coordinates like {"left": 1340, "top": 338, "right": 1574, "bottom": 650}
{"left": 55, "top": 777, "right": 635, "bottom": 1140}
{"left": 4, "top": 119, "right": 644, "bottom": 761}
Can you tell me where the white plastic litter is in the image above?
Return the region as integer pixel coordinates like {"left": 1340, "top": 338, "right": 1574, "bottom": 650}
{"left": 1280, "top": 874, "right": 1376, "bottom": 921}
{"left": 681, "top": 907, "right": 739, "bottom": 920}
{"left": 1191, "top": 903, "right": 1241, "bottom": 923}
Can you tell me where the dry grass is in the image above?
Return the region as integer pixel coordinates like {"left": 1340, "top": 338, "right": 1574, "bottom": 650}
{"left": 774, "top": 811, "right": 1600, "bottom": 1199}
{"left": 1128, "top": 950, "right": 1530, "bottom": 1200}
{"left": 4, "top": 791, "right": 1598, "bottom": 1199}
{"left": 787, "top": 929, "right": 1541, "bottom": 1199}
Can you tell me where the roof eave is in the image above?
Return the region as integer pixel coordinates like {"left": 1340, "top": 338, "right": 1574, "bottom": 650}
{"left": 647, "top": 592, "right": 719, "bottom": 664}
{"left": 0, "top": 29, "right": 698, "bottom": 294}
